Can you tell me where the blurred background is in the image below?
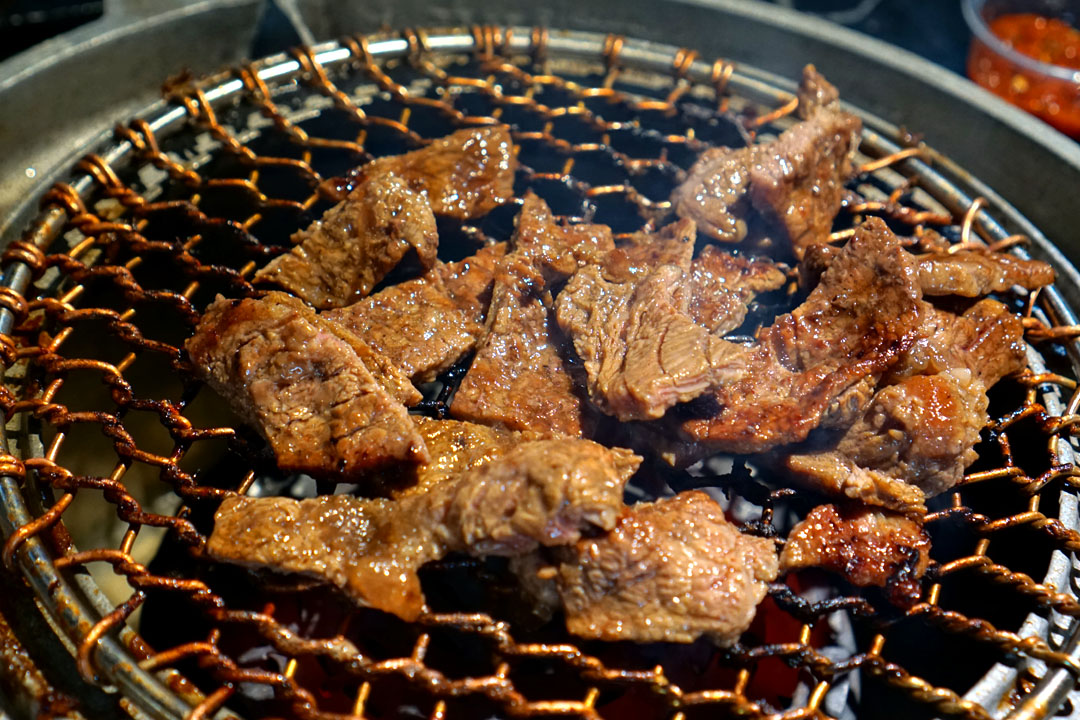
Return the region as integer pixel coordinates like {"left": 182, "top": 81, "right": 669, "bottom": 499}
{"left": 0, "top": 0, "right": 972, "bottom": 71}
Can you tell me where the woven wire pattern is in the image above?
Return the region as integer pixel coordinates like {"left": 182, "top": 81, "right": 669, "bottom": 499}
{"left": 0, "top": 27, "right": 1079, "bottom": 720}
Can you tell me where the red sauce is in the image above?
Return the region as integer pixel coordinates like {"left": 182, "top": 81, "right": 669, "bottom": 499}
{"left": 968, "top": 13, "right": 1080, "bottom": 136}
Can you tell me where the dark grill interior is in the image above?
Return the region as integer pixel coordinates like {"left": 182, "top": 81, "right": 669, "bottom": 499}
{"left": 2, "top": 27, "right": 1080, "bottom": 720}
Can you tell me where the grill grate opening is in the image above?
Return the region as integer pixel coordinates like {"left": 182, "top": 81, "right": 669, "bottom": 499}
{"left": 0, "top": 26, "right": 1078, "bottom": 720}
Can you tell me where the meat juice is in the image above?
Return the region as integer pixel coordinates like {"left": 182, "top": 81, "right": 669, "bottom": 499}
{"left": 968, "top": 13, "right": 1080, "bottom": 137}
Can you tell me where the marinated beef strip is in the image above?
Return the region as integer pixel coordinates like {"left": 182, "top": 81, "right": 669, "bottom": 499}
{"left": 254, "top": 173, "right": 439, "bottom": 310}
{"left": 689, "top": 245, "right": 787, "bottom": 334}
{"left": 325, "top": 243, "right": 506, "bottom": 382}
{"left": 747, "top": 66, "right": 862, "bottom": 258}
{"left": 186, "top": 293, "right": 427, "bottom": 479}
{"left": 207, "top": 438, "right": 641, "bottom": 622}
{"left": 786, "top": 299, "right": 1027, "bottom": 509}
{"left": 515, "top": 491, "right": 778, "bottom": 644}
{"left": 451, "top": 194, "right": 613, "bottom": 435}
{"left": 363, "top": 125, "right": 516, "bottom": 219}
{"left": 781, "top": 503, "right": 931, "bottom": 606}
{"left": 557, "top": 264, "right": 738, "bottom": 421}
{"left": 917, "top": 249, "right": 1054, "bottom": 297}
{"left": 512, "top": 191, "right": 616, "bottom": 280}
{"left": 672, "top": 66, "right": 861, "bottom": 257}
{"left": 600, "top": 218, "right": 696, "bottom": 282}
{"left": 803, "top": 242, "right": 1054, "bottom": 299}
{"left": 679, "top": 217, "right": 923, "bottom": 455}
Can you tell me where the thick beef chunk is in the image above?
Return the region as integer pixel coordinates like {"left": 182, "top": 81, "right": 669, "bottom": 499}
{"left": 917, "top": 250, "right": 1054, "bottom": 297}
{"left": 557, "top": 264, "right": 736, "bottom": 421}
{"left": 207, "top": 437, "right": 640, "bottom": 621}
{"left": 451, "top": 194, "right": 612, "bottom": 435}
{"left": 781, "top": 503, "right": 930, "bottom": 606}
{"left": 325, "top": 243, "right": 506, "bottom": 382}
{"left": 364, "top": 125, "right": 516, "bottom": 219}
{"left": 186, "top": 293, "right": 427, "bottom": 479}
{"left": 787, "top": 299, "right": 1026, "bottom": 508}
{"left": 689, "top": 245, "right": 787, "bottom": 334}
{"left": 672, "top": 66, "right": 861, "bottom": 257}
{"left": 521, "top": 491, "right": 778, "bottom": 644}
{"left": 254, "top": 173, "right": 438, "bottom": 309}
{"left": 679, "top": 217, "right": 923, "bottom": 454}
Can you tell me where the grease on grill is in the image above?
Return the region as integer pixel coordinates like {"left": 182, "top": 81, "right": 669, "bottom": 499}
{"left": 1, "top": 29, "right": 1077, "bottom": 720}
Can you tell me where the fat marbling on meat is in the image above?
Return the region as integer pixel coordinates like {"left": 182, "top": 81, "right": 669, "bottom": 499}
{"left": 185, "top": 292, "right": 427, "bottom": 479}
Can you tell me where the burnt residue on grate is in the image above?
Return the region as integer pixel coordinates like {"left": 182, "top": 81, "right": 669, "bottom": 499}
{"left": 1, "top": 28, "right": 1079, "bottom": 720}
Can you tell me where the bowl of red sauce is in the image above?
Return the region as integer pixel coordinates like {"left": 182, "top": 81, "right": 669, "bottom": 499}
{"left": 964, "top": 0, "right": 1080, "bottom": 136}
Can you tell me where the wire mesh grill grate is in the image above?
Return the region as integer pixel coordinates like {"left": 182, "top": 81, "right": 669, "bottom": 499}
{"left": 1, "top": 26, "right": 1080, "bottom": 720}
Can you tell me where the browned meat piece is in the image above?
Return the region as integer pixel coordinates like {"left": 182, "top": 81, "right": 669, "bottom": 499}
{"left": 383, "top": 416, "right": 536, "bottom": 499}
{"left": 601, "top": 218, "right": 696, "bottom": 282}
{"left": 679, "top": 217, "right": 923, "bottom": 454}
{"left": 364, "top": 125, "right": 516, "bottom": 219}
{"left": 523, "top": 491, "right": 778, "bottom": 644}
{"left": 690, "top": 245, "right": 787, "bottom": 334}
{"left": 451, "top": 265, "right": 591, "bottom": 435}
{"left": 207, "top": 437, "right": 640, "bottom": 621}
{"left": 671, "top": 146, "right": 755, "bottom": 243}
{"left": 557, "top": 264, "right": 738, "bottom": 421}
{"left": 451, "top": 195, "right": 612, "bottom": 435}
{"left": 781, "top": 503, "right": 931, "bottom": 606}
{"left": 785, "top": 453, "right": 927, "bottom": 513}
{"left": 325, "top": 243, "right": 506, "bottom": 382}
{"left": 786, "top": 299, "right": 1026, "bottom": 508}
{"left": 672, "top": 66, "right": 860, "bottom": 257}
{"left": 803, "top": 243, "right": 1054, "bottom": 300}
{"left": 796, "top": 64, "right": 841, "bottom": 112}
{"left": 254, "top": 173, "right": 438, "bottom": 309}
{"left": 917, "top": 249, "right": 1054, "bottom": 297}
{"left": 889, "top": 299, "right": 1026, "bottom": 386}
{"left": 513, "top": 191, "right": 615, "bottom": 281}
{"left": 747, "top": 69, "right": 862, "bottom": 259}
{"left": 186, "top": 293, "right": 427, "bottom": 479}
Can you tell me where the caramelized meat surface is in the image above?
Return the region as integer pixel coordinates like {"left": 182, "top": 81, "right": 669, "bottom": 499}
{"left": 207, "top": 437, "right": 640, "bottom": 621}
{"left": 600, "top": 218, "right": 696, "bottom": 282}
{"left": 781, "top": 504, "right": 930, "bottom": 606}
{"left": 747, "top": 67, "right": 862, "bottom": 258}
{"left": 531, "top": 491, "right": 778, "bottom": 644}
{"left": 186, "top": 293, "right": 427, "bottom": 479}
{"left": 254, "top": 173, "right": 438, "bottom": 309}
{"left": 451, "top": 194, "right": 611, "bottom": 435}
{"left": 364, "top": 125, "right": 516, "bottom": 219}
{"left": 917, "top": 249, "right": 1054, "bottom": 297}
{"left": 325, "top": 243, "right": 506, "bottom": 382}
{"left": 689, "top": 245, "right": 787, "bottom": 334}
{"left": 672, "top": 66, "right": 861, "bottom": 257}
{"left": 679, "top": 217, "right": 923, "bottom": 454}
{"left": 785, "top": 299, "right": 1026, "bottom": 509}
{"left": 557, "top": 264, "right": 736, "bottom": 421}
